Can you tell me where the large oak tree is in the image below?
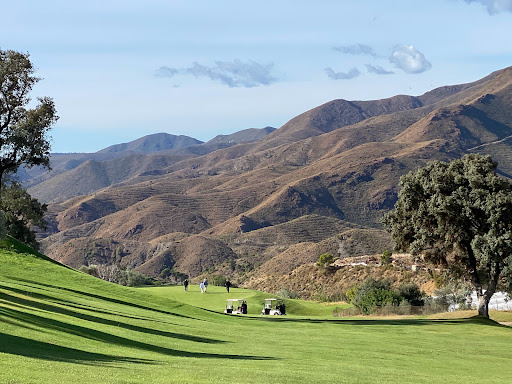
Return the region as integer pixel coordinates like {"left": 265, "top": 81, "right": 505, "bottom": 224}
{"left": 383, "top": 154, "right": 512, "bottom": 318}
{"left": 0, "top": 49, "right": 58, "bottom": 188}
{"left": 0, "top": 49, "right": 57, "bottom": 245}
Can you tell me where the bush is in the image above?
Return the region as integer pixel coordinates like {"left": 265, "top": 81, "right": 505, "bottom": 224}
{"left": 381, "top": 250, "right": 392, "bottom": 265}
{"left": 79, "top": 264, "right": 99, "bottom": 277}
{"left": 433, "top": 282, "right": 473, "bottom": 310}
{"left": 81, "top": 263, "right": 153, "bottom": 287}
{"left": 160, "top": 268, "right": 188, "bottom": 284}
{"left": 126, "top": 269, "right": 151, "bottom": 287}
{"left": 349, "top": 278, "right": 401, "bottom": 315}
{"left": 275, "top": 288, "right": 301, "bottom": 299}
{"left": 398, "top": 282, "right": 425, "bottom": 306}
{"left": 209, "top": 275, "right": 227, "bottom": 286}
{"left": 316, "top": 252, "right": 336, "bottom": 268}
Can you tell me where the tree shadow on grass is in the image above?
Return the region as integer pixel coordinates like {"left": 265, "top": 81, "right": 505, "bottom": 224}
{"left": 9, "top": 280, "right": 188, "bottom": 326}
{"left": 0, "top": 307, "right": 275, "bottom": 361}
{"left": 13, "top": 278, "right": 201, "bottom": 321}
{"left": 0, "top": 333, "right": 154, "bottom": 366}
{"left": 248, "top": 316, "right": 510, "bottom": 328}
{"left": 0, "top": 289, "right": 223, "bottom": 344}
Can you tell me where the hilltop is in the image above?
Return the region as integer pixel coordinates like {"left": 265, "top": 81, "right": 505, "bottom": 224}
{"left": 32, "top": 66, "right": 512, "bottom": 291}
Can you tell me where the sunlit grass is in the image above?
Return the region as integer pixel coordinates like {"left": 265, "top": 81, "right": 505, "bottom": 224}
{"left": 1, "top": 237, "right": 512, "bottom": 383}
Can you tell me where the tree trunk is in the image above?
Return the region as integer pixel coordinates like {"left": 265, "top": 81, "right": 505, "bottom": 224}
{"left": 477, "top": 294, "right": 489, "bottom": 318}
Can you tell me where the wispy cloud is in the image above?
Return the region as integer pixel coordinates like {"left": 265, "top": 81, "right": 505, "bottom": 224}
{"left": 154, "top": 60, "right": 276, "bottom": 88}
{"left": 332, "top": 44, "right": 376, "bottom": 57}
{"left": 463, "top": 0, "right": 512, "bottom": 14}
{"left": 389, "top": 45, "right": 431, "bottom": 74}
{"left": 155, "top": 66, "right": 178, "bottom": 78}
{"left": 324, "top": 67, "right": 361, "bottom": 80}
{"left": 365, "top": 64, "right": 394, "bottom": 75}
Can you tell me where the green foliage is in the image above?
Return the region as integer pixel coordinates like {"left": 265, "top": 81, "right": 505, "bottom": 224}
{"left": 381, "top": 250, "right": 392, "bottom": 265}
{"left": 398, "top": 282, "right": 425, "bottom": 306}
{"left": 434, "top": 282, "right": 473, "bottom": 310}
{"left": 126, "top": 269, "right": 152, "bottom": 287}
{"left": 316, "top": 252, "right": 336, "bottom": 268}
{"left": 84, "top": 263, "right": 153, "bottom": 287}
{"left": 383, "top": 154, "right": 512, "bottom": 317}
{"left": 209, "top": 274, "right": 227, "bottom": 286}
{"left": 0, "top": 181, "right": 47, "bottom": 249}
{"left": 79, "top": 265, "right": 99, "bottom": 277}
{"left": 275, "top": 288, "right": 301, "bottom": 299}
{"left": 160, "top": 268, "right": 171, "bottom": 279}
{"left": 349, "top": 278, "right": 401, "bottom": 315}
{"left": 0, "top": 49, "right": 58, "bottom": 182}
{"left": 159, "top": 268, "right": 188, "bottom": 284}
{"left": 0, "top": 210, "right": 6, "bottom": 240}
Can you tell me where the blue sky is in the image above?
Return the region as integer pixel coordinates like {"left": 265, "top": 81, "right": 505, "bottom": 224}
{"left": 2, "top": 0, "right": 512, "bottom": 153}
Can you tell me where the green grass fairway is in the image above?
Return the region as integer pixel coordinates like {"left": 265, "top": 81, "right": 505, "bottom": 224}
{"left": 143, "top": 284, "right": 347, "bottom": 317}
{"left": 1, "top": 238, "right": 512, "bottom": 383}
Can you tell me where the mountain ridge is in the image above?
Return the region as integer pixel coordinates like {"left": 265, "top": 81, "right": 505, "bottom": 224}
{"left": 35, "top": 66, "right": 512, "bottom": 289}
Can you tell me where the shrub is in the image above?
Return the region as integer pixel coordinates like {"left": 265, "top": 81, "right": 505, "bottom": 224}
{"left": 316, "top": 252, "right": 336, "bottom": 268}
{"left": 381, "top": 250, "right": 392, "bottom": 265}
{"left": 159, "top": 268, "right": 188, "bottom": 284}
{"left": 79, "top": 264, "right": 99, "bottom": 277}
{"left": 349, "top": 278, "right": 401, "bottom": 315}
{"left": 398, "top": 282, "right": 425, "bottom": 306}
{"left": 433, "top": 282, "right": 473, "bottom": 310}
{"left": 275, "top": 288, "right": 301, "bottom": 299}
{"left": 397, "top": 300, "right": 412, "bottom": 315}
{"left": 83, "top": 263, "right": 153, "bottom": 286}
{"left": 160, "top": 268, "right": 171, "bottom": 279}
{"left": 209, "top": 275, "right": 227, "bottom": 286}
{"left": 126, "top": 269, "right": 151, "bottom": 287}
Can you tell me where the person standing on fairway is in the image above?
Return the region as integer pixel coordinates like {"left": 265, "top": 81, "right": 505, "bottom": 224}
{"left": 203, "top": 278, "right": 208, "bottom": 292}
{"left": 184, "top": 279, "right": 189, "bottom": 292}
{"left": 200, "top": 281, "right": 205, "bottom": 293}
{"left": 225, "top": 280, "right": 231, "bottom": 293}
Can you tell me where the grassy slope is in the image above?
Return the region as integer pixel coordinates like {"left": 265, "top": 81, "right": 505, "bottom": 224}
{"left": 143, "top": 285, "right": 348, "bottom": 317}
{"left": 1, "top": 240, "right": 512, "bottom": 384}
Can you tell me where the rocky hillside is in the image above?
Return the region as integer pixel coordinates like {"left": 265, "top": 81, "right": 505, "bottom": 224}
{"left": 36, "top": 66, "right": 512, "bottom": 292}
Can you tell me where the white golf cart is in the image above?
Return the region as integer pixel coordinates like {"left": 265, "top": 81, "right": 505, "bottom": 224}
{"left": 224, "top": 299, "right": 248, "bottom": 315}
{"left": 261, "top": 298, "right": 286, "bottom": 315}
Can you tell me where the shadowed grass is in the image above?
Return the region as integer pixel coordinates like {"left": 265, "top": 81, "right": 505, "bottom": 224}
{"left": 0, "top": 333, "right": 154, "bottom": 366}
{"left": 1, "top": 238, "right": 512, "bottom": 383}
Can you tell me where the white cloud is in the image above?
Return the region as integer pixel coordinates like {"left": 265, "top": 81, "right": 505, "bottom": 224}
{"left": 332, "top": 44, "right": 376, "bottom": 57}
{"left": 324, "top": 67, "right": 361, "bottom": 80}
{"left": 154, "top": 60, "right": 276, "bottom": 88}
{"left": 464, "top": 0, "right": 512, "bottom": 14}
{"left": 365, "top": 64, "right": 394, "bottom": 75}
{"left": 389, "top": 45, "right": 432, "bottom": 74}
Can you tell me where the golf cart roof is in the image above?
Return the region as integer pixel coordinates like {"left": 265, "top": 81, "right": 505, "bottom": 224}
{"left": 226, "top": 299, "right": 245, "bottom": 302}
{"left": 265, "top": 298, "right": 280, "bottom": 301}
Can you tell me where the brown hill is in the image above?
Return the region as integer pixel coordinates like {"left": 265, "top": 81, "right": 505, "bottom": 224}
{"left": 37, "top": 66, "right": 512, "bottom": 292}
{"left": 97, "top": 132, "right": 203, "bottom": 154}
{"left": 25, "top": 128, "right": 276, "bottom": 202}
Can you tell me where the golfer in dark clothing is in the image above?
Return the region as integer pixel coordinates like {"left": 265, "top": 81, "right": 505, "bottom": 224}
{"left": 184, "top": 279, "right": 189, "bottom": 292}
{"left": 241, "top": 300, "right": 247, "bottom": 314}
{"left": 225, "top": 280, "right": 231, "bottom": 293}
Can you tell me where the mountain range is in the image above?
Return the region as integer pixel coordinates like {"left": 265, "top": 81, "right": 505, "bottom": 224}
{"left": 29, "top": 66, "right": 512, "bottom": 290}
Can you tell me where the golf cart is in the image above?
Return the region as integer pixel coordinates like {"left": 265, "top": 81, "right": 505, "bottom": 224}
{"left": 261, "top": 298, "right": 286, "bottom": 315}
{"left": 224, "top": 299, "right": 248, "bottom": 315}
